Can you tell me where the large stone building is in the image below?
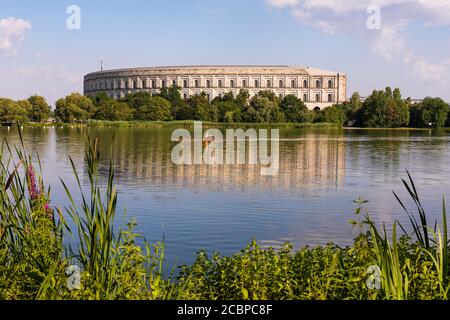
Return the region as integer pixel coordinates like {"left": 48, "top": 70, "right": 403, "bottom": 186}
{"left": 84, "top": 65, "right": 347, "bottom": 110}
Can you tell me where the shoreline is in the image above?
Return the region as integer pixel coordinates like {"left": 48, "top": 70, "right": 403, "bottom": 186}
{"left": 7, "top": 121, "right": 444, "bottom": 131}
{"left": 14, "top": 121, "right": 341, "bottom": 129}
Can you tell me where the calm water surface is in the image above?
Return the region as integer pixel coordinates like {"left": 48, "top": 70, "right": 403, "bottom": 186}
{"left": 1, "top": 126, "right": 449, "bottom": 268}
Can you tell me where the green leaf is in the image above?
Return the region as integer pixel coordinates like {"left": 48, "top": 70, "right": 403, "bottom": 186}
{"left": 241, "top": 288, "right": 249, "bottom": 300}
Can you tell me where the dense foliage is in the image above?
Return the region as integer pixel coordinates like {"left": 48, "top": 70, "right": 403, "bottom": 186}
{"left": 409, "top": 97, "right": 450, "bottom": 128}
{"left": 0, "top": 87, "right": 449, "bottom": 128}
{"left": 0, "top": 136, "right": 449, "bottom": 300}
{"left": 358, "top": 88, "right": 410, "bottom": 128}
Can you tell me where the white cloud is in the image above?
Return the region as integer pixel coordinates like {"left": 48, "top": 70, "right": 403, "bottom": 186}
{"left": 267, "top": 0, "right": 300, "bottom": 8}
{"left": 0, "top": 17, "right": 32, "bottom": 57}
{"left": 266, "top": 0, "right": 450, "bottom": 82}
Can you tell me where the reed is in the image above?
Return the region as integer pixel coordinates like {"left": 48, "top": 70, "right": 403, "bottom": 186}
{"left": 0, "top": 127, "right": 449, "bottom": 300}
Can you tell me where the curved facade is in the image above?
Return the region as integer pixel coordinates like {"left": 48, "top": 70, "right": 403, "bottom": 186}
{"left": 84, "top": 65, "right": 347, "bottom": 110}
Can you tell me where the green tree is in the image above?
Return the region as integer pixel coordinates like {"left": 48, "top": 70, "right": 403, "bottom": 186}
{"left": 121, "top": 91, "right": 152, "bottom": 109}
{"left": 27, "top": 95, "right": 51, "bottom": 123}
{"left": 361, "top": 87, "right": 409, "bottom": 128}
{"left": 409, "top": 103, "right": 423, "bottom": 128}
{"left": 158, "top": 85, "right": 186, "bottom": 119}
{"left": 90, "top": 92, "right": 111, "bottom": 107}
{"left": 17, "top": 100, "right": 32, "bottom": 121}
{"left": 0, "top": 98, "right": 29, "bottom": 123}
{"left": 342, "top": 92, "right": 363, "bottom": 126}
{"left": 410, "top": 97, "right": 450, "bottom": 128}
{"left": 425, "top": 97, "right": 450, "bottom": 128}
{"left": 134, "top": 96, "right": 173, "bottom": 121}
{"left": 185, "top": 93, "right": 217, "bottom": 121}
{"left": 55, "top": 93, "right": 94, "bottom": 123}
{"left": 280, "top": 94, "right": 309, "bottom": 123}
{"left": 245, "top": 92, "right": 283, "bottom": 123}
{"left": 236, "top": 89, "right": 250, "bottom": 109}
{"left": 321, "top": 105, "right": 346, "bottom": 125}
{"left": 214, "top": 100, "right": 242, "bottom": 123}
{"left": 94, "top": 100, "right": 133, "bottom": 121}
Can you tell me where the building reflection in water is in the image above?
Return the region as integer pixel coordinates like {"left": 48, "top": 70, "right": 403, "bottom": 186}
{"left": 90, "top": 128, "right": 347, "bottom": 193}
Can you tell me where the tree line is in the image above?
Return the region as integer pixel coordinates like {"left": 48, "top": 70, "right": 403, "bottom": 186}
{"left": 1, "top": 86, "right": 449, "bottom": 128}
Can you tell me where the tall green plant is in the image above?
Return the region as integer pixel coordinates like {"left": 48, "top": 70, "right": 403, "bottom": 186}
{"left": 423, "top": 200, "right": 449, "bottom": 298}
{"left": 366, "top": 220, "right": 409, "bottom": 300}
{"left": 60, "top": 136, "right": 168, "bottom": 300}
{"left": 394, "top": 170, "right": 430, "bottom": 248}
{"left": 0, "top": 128, "right": 66, "bottom": 299}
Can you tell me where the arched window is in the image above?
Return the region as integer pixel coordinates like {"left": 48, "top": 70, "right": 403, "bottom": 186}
{"left": 195, "top": 79, "right": 199, "bottom": 88}
{"left": 230, "top": 80, "right": 235, "bottom": 88}
{"left": 315, "top": 94, "right": 321, "bottom": 102}
{"left": 267, "top": 80, "right": 271, "bottom": 88}
{"left": 303, "top": 79, "right": 308, "bottom": 88}
{"left": 279, "top": 80, "right": 284, "bottom": 88}
{"left": 291, "top": 80, "right": 296, "bottom": 88}
{"left": 151, "top": 80, "right": 156, "bottom": 89}
{"left": 303, "top": 94, "right": 308, "bottom": 102}
{"left": 206, "top": 80, "right": 211, "bottom": 88}
{"left": 172, "top": 80, "right": 177, "bottom": 87}
{"left": 328, "top": 80, "right": 333, "bottom": 88}
{"left": 183, "top": 79, "right": 188, "bottom": 88}
{"left": 328, "top": 94, "right": 333, "bottom": 102}
{"left": 316, "top": 80, "right": 321, "bottom": 88}
{"left": 218, "top": 80, "right": 223, "bottom": 88}
{"left": 314, "top": 107, "right": 321, "bottom": 112}
{"left": 133, "top": 81, "right": 138, "bottom": 89}
{"left": 142, "top": 80, "right": 146, "bottom": 89}
{"left": 183, "top": 93, "right": 187, "bottom": 100}
{"left": 254, "top": 80, "right": 259, "bottom": 88}
{"left": 242, "top": 80, "right": 247, "bottom": 88}
{"left": 162, "top": 80, "right": 166, "bottom": 88}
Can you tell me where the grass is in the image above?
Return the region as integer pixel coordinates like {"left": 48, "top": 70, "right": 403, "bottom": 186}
{"left": 0, "top": 129, "right": 449, "bottom": 300}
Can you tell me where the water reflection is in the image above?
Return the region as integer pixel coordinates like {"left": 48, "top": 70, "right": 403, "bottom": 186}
{"left": 82, "top": 128, "right": 346, "bottom": 193}
{"left": 1, "top": 126, "right": 450, "bottom": 268}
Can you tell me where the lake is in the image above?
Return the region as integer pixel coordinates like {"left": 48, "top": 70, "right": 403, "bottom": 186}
{"left": 1, "top": 125, "right": 449, "bottom": 268}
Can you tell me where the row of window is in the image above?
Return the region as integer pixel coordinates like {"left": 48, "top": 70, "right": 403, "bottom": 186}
{"left": 90, "top": 78, "right": 335, "bottom": 91}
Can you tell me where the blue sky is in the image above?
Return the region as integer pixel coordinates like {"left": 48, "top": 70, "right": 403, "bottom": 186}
{"left": 1, "top": 0, "right": 450, "bottom": 106}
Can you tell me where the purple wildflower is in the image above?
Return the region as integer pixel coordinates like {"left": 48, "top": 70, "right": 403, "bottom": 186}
{"left": 27, "top": 165, "right": 40, "bottom": 201}
{"left": 27, "top": 165, "right": 53, "bottom": 220}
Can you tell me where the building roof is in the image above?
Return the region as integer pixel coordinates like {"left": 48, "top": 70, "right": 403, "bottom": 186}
{"left": 85, "top": 65, "right": 345, "bottom": 78}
